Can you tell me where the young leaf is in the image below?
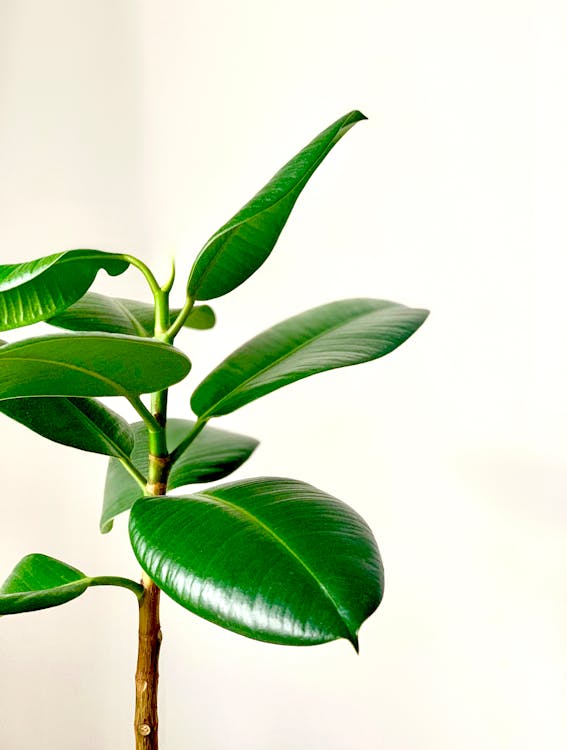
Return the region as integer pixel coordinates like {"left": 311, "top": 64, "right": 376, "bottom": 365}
{"left": 0, "top": 250, "right": 128, "bottom": 331}
{"left": 0, "top": 554, "right": 143, "bottom": 614}
{"left": 187, "top": 111, "right": 367, "bottom": 301}
{"left": 0, "top": 554, "right": 90, "bottom": 615}
{"left": 0, "top": 333, "right": 190, "bottom": 400}
{"left": 101, "top": 419, "right": 258, "bottom": 532}
{"left": 129, "top": 477, "right": 383, "bottom": 648}
{"left": 0, "top": 397, "right": 134, "bottom": 458}
{"left": 47, "top": 292, "right": 215, "bottom": 336}
{"left": 191, "top": 298, "right": 429, "bottom": 419}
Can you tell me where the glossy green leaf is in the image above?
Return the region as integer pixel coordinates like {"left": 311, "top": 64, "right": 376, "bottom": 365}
{"left": 47, "top": 292, "right": 215, "bottom": 336}
{"left": 101, "top": 418, "right": 258, "bottom": 533}
{"left": 129, "top": 477, "right": 383, "bottom": 647}
{"left": 0, "top": 333, "right": 190, "bottom": 400}
{"left": 0, "top": 397, "right": 134, "bottom": 457}
{"left": 187, "top": 111, "right": 366, "bottom": 301}
{"left": 0, "top": 554, "right": 89, "bottom": 614}
{"left": 0, "top": 554, "right": 143, "bottom": 614}
{"left": 0, "top": 250, "right": 128, "bottom": 331}
{"left": 192, "top": 298, "right": 429, "bottom": 418}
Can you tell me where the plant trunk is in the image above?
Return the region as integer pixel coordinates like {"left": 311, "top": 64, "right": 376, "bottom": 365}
{"left": 135, "top": 446, "right": 170, "bottom": 749}
{"left": 134, "top": 573, "right": 162, "bottom": 749}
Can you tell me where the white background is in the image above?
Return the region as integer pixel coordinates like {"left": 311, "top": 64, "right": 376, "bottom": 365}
{"left": 0, "top": 1, "right": 565, "bottom": 748}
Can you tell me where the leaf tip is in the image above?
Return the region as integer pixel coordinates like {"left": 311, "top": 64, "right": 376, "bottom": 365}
{"left": 342, "top": 110, "right": 368, "bottom": 126}
{"left": 417, "top": 308, "right": 430, "bottom": 327}
{"left": 348, "top": 632, "right": 360, "bottom": 654}
{"left": 203, "top": 305, "right": 217, "bottom": 328}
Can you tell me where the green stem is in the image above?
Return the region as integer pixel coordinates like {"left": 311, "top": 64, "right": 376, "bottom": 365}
{"left": 89, "top": 576, "right": 144, "bottom": 599}
{"left": 147, "top": 428, "right": 168, "bottom": 462}
{"left": 150, "top": 287, "right": 171, "bottom": 438}
{"left": 128, "top": 395, "right": 162, "bottom": 433}
{"left": 161, "top": 257, "right": 176, "bottom": 294}
{"left": 119, "top": 254, "right": 162, "bottom": 297}
{"left": 118, "top": 457, "right": 148, "bottom": 493}
{"left": 153, "top": 289, "right": 170, "bottom": 340}
{"left": 169, "top": 417, "right": 208, "bottom": 465}
{"left": 165, "top": 294, "right": 195, "bottom": 341}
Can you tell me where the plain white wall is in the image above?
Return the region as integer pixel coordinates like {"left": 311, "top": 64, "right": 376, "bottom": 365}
{"left": 0, "top": 1, "right": 565, "bottom": 748}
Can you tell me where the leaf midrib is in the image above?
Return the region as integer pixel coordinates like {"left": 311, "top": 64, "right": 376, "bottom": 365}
{"left": 0, "top": 356, "right": 132, "bottom": 398}
{"left": 111, "top": 298, "right": 148, "bottom": 337}
{"left": 66, "top": 399, "right": 132, "bottom": 459}
{"left": 0, "top": 578, "right": 90, "bottom": 599}
{"left": 198, "top": 490, "right": 354, "bottom": 639}
{"left": 0, "top": 336, "right": 186, "bottom": 398}
{"left": 0, "top": 251, "right": 124, "bottom": 293}
{"left": 197, "top": 301, "right": 391, "bottom": 417}
{"left": 191, "top": 122, "right": 353, "bottom": 295}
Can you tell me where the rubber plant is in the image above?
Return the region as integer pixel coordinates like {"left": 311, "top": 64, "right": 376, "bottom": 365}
{"left": 0, "top": 111, "right": 428, "bottom": 748}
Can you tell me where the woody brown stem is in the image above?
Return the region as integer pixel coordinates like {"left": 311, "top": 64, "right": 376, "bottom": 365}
{"left": 134, "top": 573, "right": 162, "bottom": 749}
{"left": 134, "top": 450, "right": 170, "bottom": 749}
{"left": 134, "top": 430, "right": 170, "bottom": 749}
{"left": 134, "top": 448, "right": 171, "bottom": 750}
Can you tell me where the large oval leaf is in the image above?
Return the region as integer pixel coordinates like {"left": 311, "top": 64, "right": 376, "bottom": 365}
{"left": 187, "top": 111, "right": 366, "bottom": 301}
{"left": 47, "top": 292, "right": 215, "bottom": 336}
{"left": 0, "top": 397, "right": 134, "bottom": 457}
{"left": 129, "top": 477, "right": 383, "bottom": 647}
{"left": 191, "top": 298, "right": 429, "bottom": 418}
{"left": 101, "top": 418, "right": 258, "bottom": 532}
{"left": 0, "top": 250, "right": 128, "bottom": 331}
{"left": 0, "top": 333, "right": 190, "bottom": 400}
{"left": 0, "top": 554, "right": 90, "bottom": 614}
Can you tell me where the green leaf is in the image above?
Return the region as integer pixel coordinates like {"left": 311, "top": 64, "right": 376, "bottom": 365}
{"left": 181, "top": 305, "right": 216, "bottom": 330}
{"left": 129, "top": 477, "right": 383, "bottom": 647}
{"left": 0, "top": 554, "right": 90, "bottom": 614}
{"left": 191, "top": 298, "right": 429, "bottom": 419}
{"left": 187, "top": 111, "right": 367, "bottom": 301}
{"left": 0, "top": 397, "right": 134, "bottom": 457}
{"left": 101, "top": 418, "right": 258, "bottom": 533}
{"left": 47, "top": 292, "right": 215, "bottom": 336}
{"left": 0, "top": 250, "right": 128, "bottom": 331}
{"left": 0, "top": 555, "right": 143, "bottom": 614}
{"left": 0, "top": 333, "right": 190, "bottom": 400}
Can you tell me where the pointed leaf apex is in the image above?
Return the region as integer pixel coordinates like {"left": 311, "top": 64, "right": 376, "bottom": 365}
{"left": 0, "top": 553, "right": 89, "bottom": 615}
{"left": 191, "top": 299, "right": 429, "bottom": 419}
{"left": 187, "top": 111, "right": 368, "bottom": 301}
{"left": 349, "top": 632, "right": 360, "bottom": 654}
{"left": 350, "top": 110, "right": 367, "bottom": 121}
{"left": 129, "top": 477, "right": 384, "bottom": 646}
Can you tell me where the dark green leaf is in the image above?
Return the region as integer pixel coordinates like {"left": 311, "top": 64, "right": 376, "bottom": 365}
{"left": 129, "top": 477, "right": 383, "bottom": 647}
{"left": 47, "top": 292, "right": 215, "bottom": 336}
{"left": 0, "top": 250, "right": 128, "bottom": 331}
{"left": 0, "top": 333, "right": 190, "bottom": 400}
{"left": 0, "top": 397, "right": 134, "bottom": 457}
{"left": 0, "top": 555, "right": 142, "bottom": 614}
{"left": 0, "top": 554, "right": 89, "bottom": 614}
{"left": 191, "top": 298, "right": 429, "bottom": 418}
{"left": 187, "top": 111, "right": 367, "bottom": 301}
{"left": 101, "top": 418, "right": 258, "bottom": 532}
